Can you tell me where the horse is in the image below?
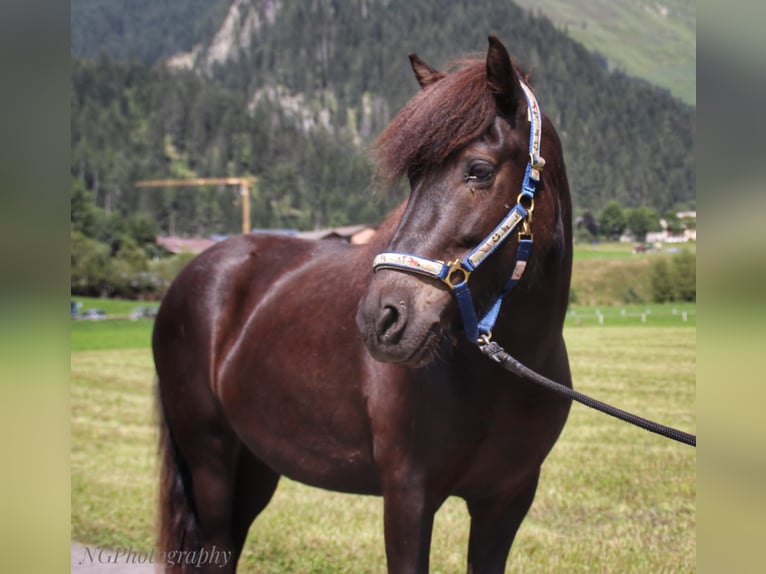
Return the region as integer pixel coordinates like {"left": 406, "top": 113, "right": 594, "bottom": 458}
{"left": 154, "top": 35, "right": 573, "bottom": 574}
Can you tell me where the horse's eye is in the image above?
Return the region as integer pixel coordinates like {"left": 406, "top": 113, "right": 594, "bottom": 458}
{"left": 465, "top": 161, "right": 495, "bottom": 185}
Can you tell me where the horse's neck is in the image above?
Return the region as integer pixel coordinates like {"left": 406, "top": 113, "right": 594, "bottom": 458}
{"left": 365, "top": 201, "right": 407, "bottom": 254}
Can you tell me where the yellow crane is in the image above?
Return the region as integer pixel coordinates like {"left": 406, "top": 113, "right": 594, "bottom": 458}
{"left": 134, "top": 177, "right": 256, "bottom": 234}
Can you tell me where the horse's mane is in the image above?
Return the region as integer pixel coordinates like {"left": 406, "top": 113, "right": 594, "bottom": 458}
{"left": 374, "top": 57, "right": 530, "bottom": 185}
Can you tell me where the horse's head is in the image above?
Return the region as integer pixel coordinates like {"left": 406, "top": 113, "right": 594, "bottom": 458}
{"left": 357, "top": 36, "right": 570, "bottom": 367}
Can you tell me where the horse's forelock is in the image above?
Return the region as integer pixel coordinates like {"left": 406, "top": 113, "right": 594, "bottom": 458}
{"left": 374, "top": 59, "right": 497, "bottom": 185}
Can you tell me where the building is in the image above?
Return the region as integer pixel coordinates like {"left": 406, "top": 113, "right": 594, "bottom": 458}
{"left": 156, "top": 225, "right": 378, "bottom": 255}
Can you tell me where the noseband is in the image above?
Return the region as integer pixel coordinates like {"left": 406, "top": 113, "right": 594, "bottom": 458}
{"left": 372, "top": 83, "right": 545, "bottom": 344}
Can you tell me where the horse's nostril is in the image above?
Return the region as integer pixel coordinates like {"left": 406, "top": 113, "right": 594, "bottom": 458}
{"left": 376, "top": 304, "right": 405, "bottom": 344}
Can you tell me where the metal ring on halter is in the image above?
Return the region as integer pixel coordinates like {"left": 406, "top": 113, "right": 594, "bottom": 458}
{"left": 444, "top": 260, "right": 471, "bottom": 288}
{"left": 477, "top": 332, "right": 493, "bottom": 346}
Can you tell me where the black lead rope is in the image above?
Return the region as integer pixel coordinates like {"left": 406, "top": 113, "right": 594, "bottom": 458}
{"left": 479, "top": 340, "right": 696, "bottom": 447}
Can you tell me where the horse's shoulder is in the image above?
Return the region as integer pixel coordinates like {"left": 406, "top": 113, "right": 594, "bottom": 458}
{"left": 192, "top": 233, "right": 326, "bottom": 266}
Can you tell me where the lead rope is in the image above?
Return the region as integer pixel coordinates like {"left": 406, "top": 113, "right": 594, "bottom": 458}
{"left": 478, "top": 339, "right": 696, "bottom": 447}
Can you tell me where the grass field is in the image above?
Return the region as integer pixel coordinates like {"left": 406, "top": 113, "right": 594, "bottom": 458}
{"left": 71, "top": 316, "right": 695, "bottom": 572}
{"left": 566, "top": 303, "right": 695, "bottom": 328}
{"left": 71, "top": 298, "right": 160, "bottom": 351}
{"left": 69, "top": 301, "right": 696, "bottom": 353}
{"left": 572, "top": 241, "right": 696, "bottom": 261}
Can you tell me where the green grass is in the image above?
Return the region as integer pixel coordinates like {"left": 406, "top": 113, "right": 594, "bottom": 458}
{"left": 567, "top": 303, "right": 695, "bottom": 328}
{"left": 70, "top": 320, "right": 155, "bottom": 352}
{"left": 573, "top": 241, "right": 696, "bottom": 261}
{"left": 573, "top": 241, "right": 638, "bottom": 260}
{"left": 71, "top": 325, "right": 695, "bottom": 573}
{"left": 70, "top": 297, "right": 159, "bottom": 351}
{"left": 68, "top": 300, "right": 695, "bottom": 356}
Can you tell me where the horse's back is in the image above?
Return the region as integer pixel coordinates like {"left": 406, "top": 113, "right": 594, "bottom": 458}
{"left": 154, "top": 232, "right": 359, "bottom": 359}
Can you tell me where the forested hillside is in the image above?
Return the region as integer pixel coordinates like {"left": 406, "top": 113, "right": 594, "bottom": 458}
{"left": 71, "top": 0, "right": 695, "bottom": 237}
{"left": 71, "top": 0, "right": 232, "bottom": 64}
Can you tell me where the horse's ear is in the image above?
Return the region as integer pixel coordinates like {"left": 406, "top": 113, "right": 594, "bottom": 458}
{"left": 486, "top": 35, "right": 523, "bottom": 116}
{"left": 409, "top": 53, "right": 445, "bottom": 89}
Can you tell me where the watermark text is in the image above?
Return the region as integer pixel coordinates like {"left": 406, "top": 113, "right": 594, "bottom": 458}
{"left": 77, "top": 545, "right": 232, "bottom": 569}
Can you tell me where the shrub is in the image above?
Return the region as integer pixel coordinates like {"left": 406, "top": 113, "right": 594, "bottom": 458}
{"left": 649, "top": 251, "right": 696, "bottom": 303}
{"left": 671, "top": 249, "right": 696, "bottom": 302}
{"left": 149, "top": 251, "right": 197, "bottom": 295}
{"left": 71, "top": 231, "right": 113, "bottom": 296}
{"left": 622, "top": 287, "right": 644, "bottom": 304}
{"left": 650, "top": 258, "right": 674, "bottom": 303}
{"left": 568, "top": 288, "right": 579, "bottom": 305}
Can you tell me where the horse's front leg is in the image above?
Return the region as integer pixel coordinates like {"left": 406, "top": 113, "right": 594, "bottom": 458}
{"left": 465, "top": 471, "right": 540, "bottom": 574}
{"left": 381, "top": 469, "right": 441, "bottom": 574}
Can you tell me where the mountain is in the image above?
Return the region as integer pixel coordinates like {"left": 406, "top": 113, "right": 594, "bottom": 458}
{"left": 71, "top": 0, "right": 695, "bottom": 236}
{"left": 512, "top": 0, "right": 696, "bottom": 105}
{"left": 71, "top": 0, "right": 231, "bottom": 64}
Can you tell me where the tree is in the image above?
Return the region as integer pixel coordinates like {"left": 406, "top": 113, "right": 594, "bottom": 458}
{"left": 70, "top": 1, "right": 695, "bottom": 233}
{"left": 575, "top": 210, "right": 599, "bottom": 243}
{"left": 127, "top": 213, "right": 159, "bottom": 254}
{"left": 71, "top": 178, "right": 101, "bottom": 237}
{"left": 680, "top": 214, "right": 696, "bottom": 231}
{"left": 663, "top": 211, "right": 683, "bottom": 234}
{"left": 625, "top": 206, "right": 661, "bottom": 242}
{"left": 598, "top": 200, "right": 625, "bottom": 240}
{"left": 581, "top": 210, "right": 599, "bottom": 238}
{"left": 71, "top": 231, "right": 112, "bottom": 296}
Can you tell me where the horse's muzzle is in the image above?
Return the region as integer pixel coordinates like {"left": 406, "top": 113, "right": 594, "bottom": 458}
{"left": 356, "top": 273, "right": 450, "bottom": 367}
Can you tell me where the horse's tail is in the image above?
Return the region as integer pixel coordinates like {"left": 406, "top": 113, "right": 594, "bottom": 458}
{"left": 156, "top": 384, "right": 201, "bottom": 567}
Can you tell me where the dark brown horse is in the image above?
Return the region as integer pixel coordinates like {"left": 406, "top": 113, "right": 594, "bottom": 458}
{"left": 154, "top": 36, "right": 573, "bottom": 574}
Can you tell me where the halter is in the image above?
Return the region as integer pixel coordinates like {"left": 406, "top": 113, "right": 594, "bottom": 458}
{"left": 372, "top": 82, "right": 545, "bottom": 345}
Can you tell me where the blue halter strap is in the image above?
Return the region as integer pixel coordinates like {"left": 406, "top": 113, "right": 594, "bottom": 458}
{"left": 372, "top": 82, "right": 545, "bottom": 344}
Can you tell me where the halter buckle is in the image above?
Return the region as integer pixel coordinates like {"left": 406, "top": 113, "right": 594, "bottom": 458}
{"left": 444, "top": 259, "right": 472, "bottom": 288}
{"left": 519, "top": 227, "right": 533, "bottom": 241}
